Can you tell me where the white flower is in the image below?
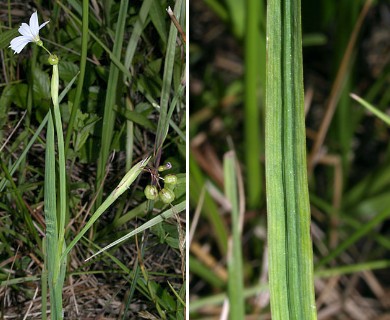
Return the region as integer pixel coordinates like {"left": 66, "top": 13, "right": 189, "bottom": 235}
{"left": 9, "top": 11, "right": 49, "bottom": 54}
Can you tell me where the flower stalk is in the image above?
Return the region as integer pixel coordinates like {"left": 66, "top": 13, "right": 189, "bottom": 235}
{"left": 10, "top": 11, "right": 67, "bottom": 319}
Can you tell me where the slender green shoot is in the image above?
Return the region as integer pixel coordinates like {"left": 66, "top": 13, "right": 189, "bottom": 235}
{"left": 154, "top": 0, "right": 183, "bottom": 160}
{"left": 64, "top": 0, "right": 88, "bottom": 155}
{"left": 223, "top": 151, "right": 245, "bottom": 318}
{"left": 96, "top": 0, "right": 129, "bottom": 206}
{"left": 316, "top": 207, "right": 390, "bottom": 268}
{"left": 245, "top": 0, "right": 263, "bottom": 209}
{"left": 350, "top": 93, "right": 390, "bottom": 126}
{"left": 84, "top": 201, "right": 185, "bottom": 261}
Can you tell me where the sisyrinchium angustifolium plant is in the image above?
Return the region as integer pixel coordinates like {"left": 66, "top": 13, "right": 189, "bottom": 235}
{"left": 1, "top": 2, "right": 186, "bottom": 319}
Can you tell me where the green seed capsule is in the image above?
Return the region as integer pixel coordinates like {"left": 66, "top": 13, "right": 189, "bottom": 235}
{"left": 48, "top": 54, "right": 59, "bottom": 65}
{"left": 159, "top": 188, "right": 175, "bottom": 204}
{"left": 144, "top": 185, "right": 158, "bottom": 200}
{"left": 164, "top": 174, "right": 177, "bottom": 185}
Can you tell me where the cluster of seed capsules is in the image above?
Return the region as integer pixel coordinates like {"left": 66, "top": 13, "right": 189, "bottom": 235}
{"left": 144, "top": 162, "right": 178, "bottom": 204}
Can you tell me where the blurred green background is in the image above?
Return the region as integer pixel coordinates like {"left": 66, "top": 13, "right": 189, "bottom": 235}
{"left": 189, "top": 0, "right": 390, "bottom": 318}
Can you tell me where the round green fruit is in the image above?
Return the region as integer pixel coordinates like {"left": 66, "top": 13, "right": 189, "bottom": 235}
{"left": 144, "top": 185, "right": 158, "bottom": 200}
{"left": 48, "top": 54, "right": 59, "bottom": 65}
{"left": 164, "top": 174, "right": 178, "bottom": 186}
{"left": 159, "top": 188, "right": 175, "bottom": 204}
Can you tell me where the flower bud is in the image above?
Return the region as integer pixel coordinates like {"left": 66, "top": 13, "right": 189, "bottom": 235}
{"left": 158, "top": 162, "right": 172, "bottom": 172}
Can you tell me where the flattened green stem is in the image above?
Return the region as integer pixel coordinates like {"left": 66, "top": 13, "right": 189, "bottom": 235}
{"left": 265, "top": 0, "right": 316, "bottom": 319}
{"left": 49, "top": 62, "right": 67, "bottom": 319}
{"left": 50, "top": 64, "right": 67, "bottom": 260}
{"left": 44, "top": 110, "right": 61, "bottom": 318}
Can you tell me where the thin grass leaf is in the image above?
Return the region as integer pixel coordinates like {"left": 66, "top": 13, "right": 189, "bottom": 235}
{"left": 224, "top": 0, "right": 244, "bottom": 38}
{"left": 0, "top": 275, "right": 40, "bottom": 286}
{"left": 58, "top": 71, "right": 80, "bottom": 104}
{"left": 123, "top": 0, "right": 153, "bottom": 81}
{"left": 125, "top": 97, "right": 134, "bottom": 171}
{"left": 350, "top": 93, "right": 390, "bottom": 126}
{"left": 202, "top": 0, "right": 228, "bottom": 22}
{"left": 85, "top": 200, "right": 185, "bottom": 261}
{"left": 122, "top": 260, "right": 141, "bottom": 319}
{"left": 64, "top": 0, "right": 88, "bottom": 154}
{"left": 96, "top": 0, "right": 129, "bottom": 206}
{"left": 188, "top": 255, "right": 225, "bottom": 289}
{"left": 149, "top": 0, "right": 168, "bottom": 44}
{"left": 166, "top": 83, "right": 186, "bottom": 141}
{"left": 189, "top": 284, "right": 268, "bottom": 313}
{"left": 189, "top": 157, "right": 228, "bottom": 254}
{"left": 316, "top": 207, "right": 390, "bottom": 268}
{"left": 316, "top": 260, "right": 390, "bottom": 278}
{"left": 223, "top": 150, "right": 245, "bottom": 318}
{"left": 167, "top": 281, "right": 186, "bottom": 307}
{"left": 245, "top": 0, "right": 263, "bottom": 209}
{"left": 154, "top": 0, "right": 183, "bottom": 157}
{"left": 122, "top": 0, "right": 153, "bottom": 172}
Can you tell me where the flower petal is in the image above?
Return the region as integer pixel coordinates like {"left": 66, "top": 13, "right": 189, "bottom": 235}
{"left": 29, "top": 11, "right": 39, "bottom": 36}
{"left": 10, "top": 11, "right": 49, "bottom": 54}
{"left": 39, "top": 21, "right": 50, "bottom": 30}
{"left": 9, "top": 36, "right": 32, "bottom": 54}
{"left": 18, "top": 23, "right": 34, "bottom": 39}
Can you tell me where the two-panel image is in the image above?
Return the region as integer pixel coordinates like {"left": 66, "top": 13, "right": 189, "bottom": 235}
{"left": 1, "top": 0, "right": 389, "bottom": 319}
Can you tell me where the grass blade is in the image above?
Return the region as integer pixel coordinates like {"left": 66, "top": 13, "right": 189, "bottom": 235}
{"left": 244, "top": 0, "right": 264, "bottom": 209}
{"left": 350, "top": 93, "right": 390, "bottom": 126}
{"left": 154, "top": 0, "right": 183, "bottom": 158}
{"left": 96, "top": 0, "right": 130, "bottom": 206}
{"left": 189, "top": 156, "right": 228, "bottom": 254}
{"left": 85, "top": 200, "right": 186, "bottom": 261}
{"left": 223, "top": 151, "right": 245, "bottom": 318}
{"left": 123, "top": 0, "right": 153, "bottom": 81}
{"left": 64, "top": 0, "right": 89, "bottom": 154}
